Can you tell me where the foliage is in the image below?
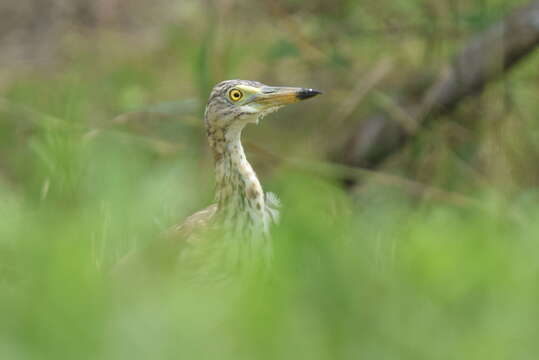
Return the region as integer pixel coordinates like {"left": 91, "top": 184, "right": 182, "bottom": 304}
{"left": 1, "top": 0, "right": 539, "bottom": 358}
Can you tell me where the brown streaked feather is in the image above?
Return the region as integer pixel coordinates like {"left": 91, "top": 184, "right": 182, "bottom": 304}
{"left": 113, "top": 204, "right": 218, "bottom": 273}
{"left": 166, "top": 204, "right": 218, "bottom": 243}
{"left": 167, "top": 191, "right": 280, "bottom": 244}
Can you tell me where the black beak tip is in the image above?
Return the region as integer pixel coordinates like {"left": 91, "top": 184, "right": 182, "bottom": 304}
{"left": 297, "top": 88, "right": 323, "bottom": 100}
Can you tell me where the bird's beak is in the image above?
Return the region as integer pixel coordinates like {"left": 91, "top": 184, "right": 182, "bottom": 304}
{"left": 250, "top": 86, "right": 322, "bottom": 107}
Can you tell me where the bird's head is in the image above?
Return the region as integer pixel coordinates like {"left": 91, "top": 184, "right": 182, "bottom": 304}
{"left": 204, "top": 80, "right": 322, "bottom": 135}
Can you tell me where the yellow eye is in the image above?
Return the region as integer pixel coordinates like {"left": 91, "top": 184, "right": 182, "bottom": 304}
{"left": 228, "top": 89, "right": 243, "bottom": 102}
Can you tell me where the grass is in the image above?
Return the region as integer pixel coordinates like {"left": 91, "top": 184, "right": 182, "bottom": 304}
{"left": 1, "top": 0, "right": 539, "bottom": 358}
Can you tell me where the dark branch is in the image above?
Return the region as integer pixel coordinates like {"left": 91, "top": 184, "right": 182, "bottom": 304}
{"left": 337, "top": 0, "right": 539, "bottom": 170}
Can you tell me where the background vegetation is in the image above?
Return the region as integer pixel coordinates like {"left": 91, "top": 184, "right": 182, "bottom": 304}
{"left": 1, "top": 0, "right": 539, "bottom": 358}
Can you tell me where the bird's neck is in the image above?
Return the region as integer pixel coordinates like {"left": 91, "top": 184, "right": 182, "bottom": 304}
{"left": 209, "top": 124, "right": 266, "bottom": 232}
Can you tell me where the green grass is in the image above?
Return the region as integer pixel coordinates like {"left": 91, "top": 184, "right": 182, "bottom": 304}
{"left": 3, "top": 171, "right": 539, "bottom": 359}
{"left": 1, "top": 0, "right": 539, "bottom": 358}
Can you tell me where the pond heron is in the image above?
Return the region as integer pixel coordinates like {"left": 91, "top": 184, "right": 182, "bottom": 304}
{"left": 170, "top": 80, "right": 322, "bottom": 264}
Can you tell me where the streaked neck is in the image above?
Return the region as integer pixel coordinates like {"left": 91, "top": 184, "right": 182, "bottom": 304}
{"left": 209, "top": 124, "right": 266, "bottom": 232}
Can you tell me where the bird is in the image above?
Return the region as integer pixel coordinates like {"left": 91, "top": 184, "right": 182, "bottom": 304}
{"left": 167, "top": 80, "right": 322, "bottom": 268}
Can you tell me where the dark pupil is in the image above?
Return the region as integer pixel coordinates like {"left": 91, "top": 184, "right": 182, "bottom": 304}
{"left": 233, "top": 92, "right": 239, "bottom": 98}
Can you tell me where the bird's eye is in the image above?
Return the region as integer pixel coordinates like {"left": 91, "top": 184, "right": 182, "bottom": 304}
{"left": 228, "top": 89, "right": 243, "bottom": 102}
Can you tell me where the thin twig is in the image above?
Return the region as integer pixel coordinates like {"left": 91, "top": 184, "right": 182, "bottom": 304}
{"left": 328, "top": 59, "right": 394, "bottom": 127}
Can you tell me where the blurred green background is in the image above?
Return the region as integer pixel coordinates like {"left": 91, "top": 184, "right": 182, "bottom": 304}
{"left": 1, "top": 0, "right": 539, "bottom": 358}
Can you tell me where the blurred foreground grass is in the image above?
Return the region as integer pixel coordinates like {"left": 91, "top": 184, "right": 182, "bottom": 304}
{"left": 3, "top": 161, "right": 539, "bottom": 359}
{"left": 2, "top": 0, "right": 539, "bottom": 358}
{"left": 2, "top": 98, "right": 539, "bottom": 359}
